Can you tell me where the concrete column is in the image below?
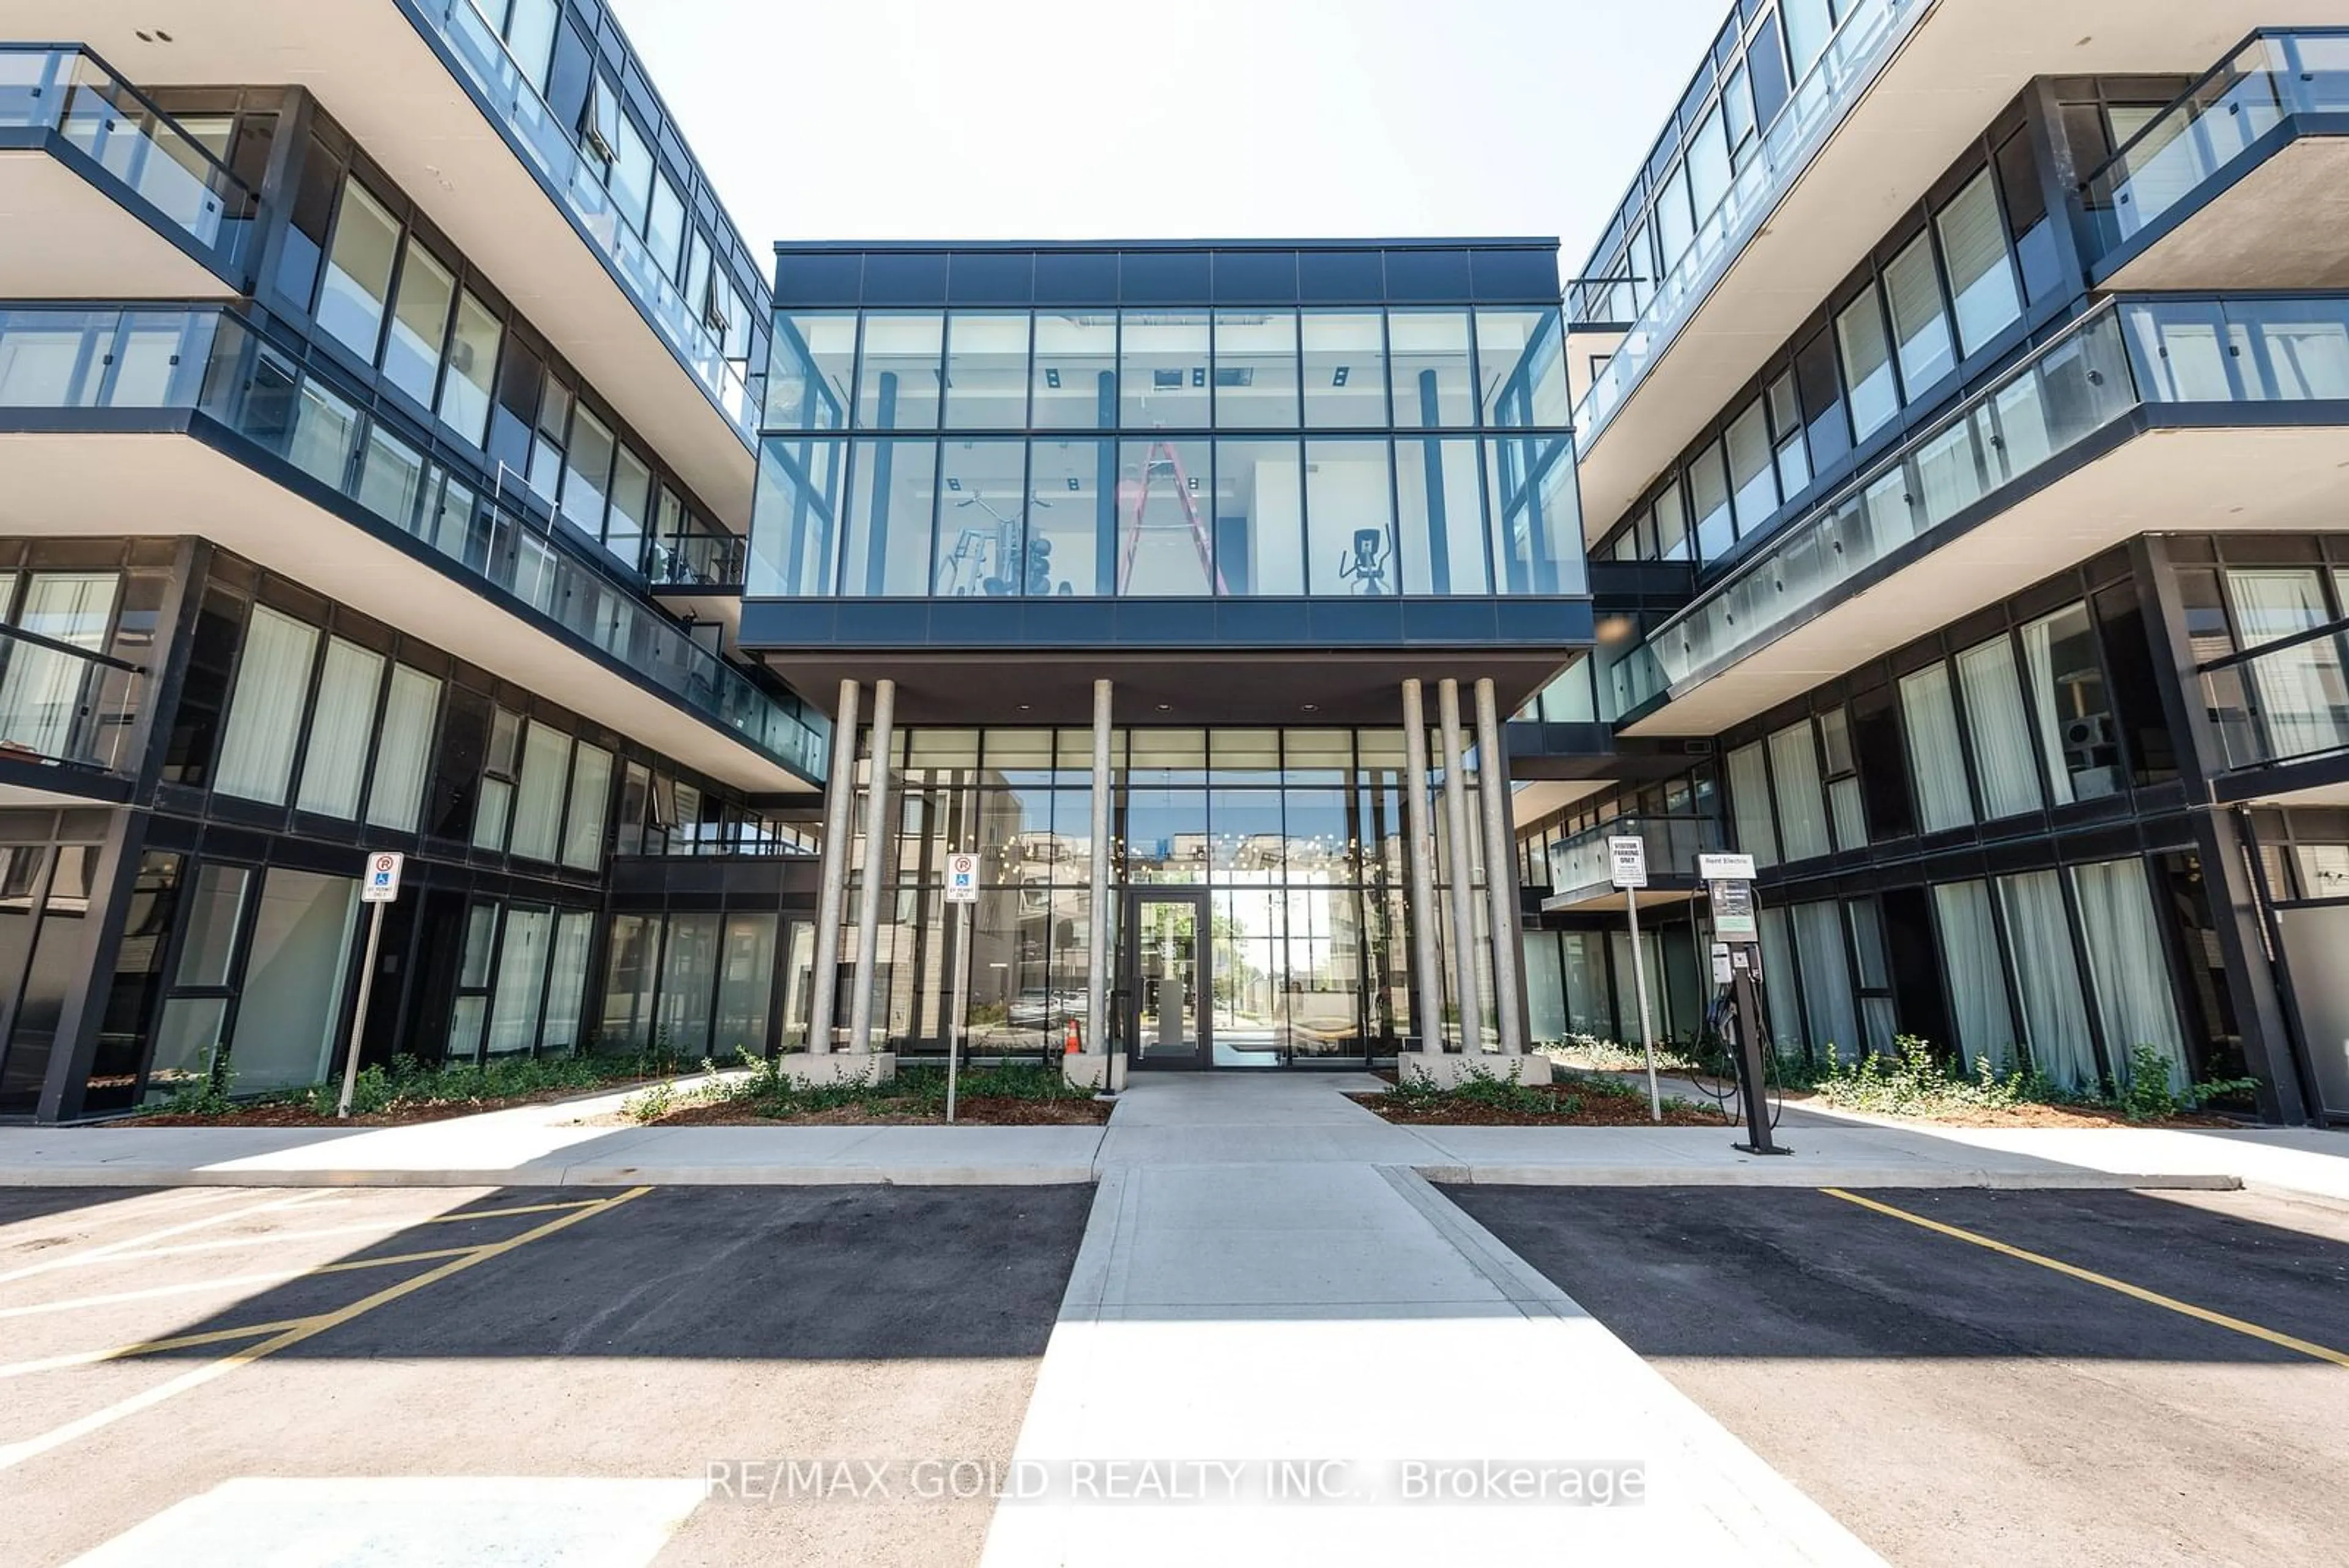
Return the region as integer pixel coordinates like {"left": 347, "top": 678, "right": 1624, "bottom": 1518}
{"left": 1399, "top": 680, "right": 1443, "bottom": 1052}
{"left": 806, "top": 679, "right": 859, "bottom": 1053}
{"left": 1474, "top": 677, "right": 1526, "bottom": 1057}
{"left": 1086, "top": 678, "right": 1113, "bottom": 1057}
{"left": 847, "top": 678, "right": 897, "bottom": 1053}
{"left": 1437, "top": 678, "right": 1481, "bottom": 1052}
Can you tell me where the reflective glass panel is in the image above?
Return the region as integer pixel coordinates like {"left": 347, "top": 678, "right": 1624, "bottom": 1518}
{"left": 1031, "top": 313, "right": 1117, "bottom": 431}
{"left": 436, "top": 290, "right": 501, "bottom": 447}
{"left": 1213, "top": 311, "right": 1300, "bottom": 428}
{"left": 856, "top": 313, "right": 943, "bottom": 429}
{"left": 1884, "top": 230, "right": 1954, "bottom": 395}
{"left": 1302, "top": 311, "right": 1387, "bottom": 428}
{"left": 768, "top": 313, "right": 855, "bottom": 432}
{"left": 1305, "top": 439, "right": 1397, "bottom": 597}
{"left": 1120, "top": 313, "right": 1211, "bottom": 428}
{"left": 749, "top": 436, "right": 845, "bottom": 595}
{"left": 1113, "top": 439, "right": 1213, "bottom": 594}
{"left": 1475, "top": 308, "right": 1570, "bottom": 428}
{"left": 1397, "top": 437, "right": 1490, "bottom": 594}
{"left": 1212, "top": 439, "right": 1304, "bottom": 595}
{"left": 943, "top": 312, "right": 1030, "bottom": 429}
{"left": 844, "top": 439, "right": 938, "bottom": 595}
{"left": 316, "top": 180, "right": 399, "bottom": 360}
{"left": 1837, "top": 287, "right": 1899, "bottom": 442}
{"left": 1027, "top": 439, "right": 1111, "bottom": 596}
{"left": 935, "top": 439, "right": 1028, "bottom": 596}
{"left": 1386, "top": 310, "right": 1475, "bottom": 428}
{"left": 382, "top": 241, "right": 454, "bottom": 408}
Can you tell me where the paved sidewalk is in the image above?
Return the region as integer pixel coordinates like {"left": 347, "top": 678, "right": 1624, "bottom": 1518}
{"left": 0, "top": 1071, "right": 2341, "bottom": 1196}
{"left": 979, "top": 1082, "right": 1887, "bottom": 1566}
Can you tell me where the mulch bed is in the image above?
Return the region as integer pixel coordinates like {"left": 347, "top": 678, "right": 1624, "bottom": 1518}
{"left": 116, "top": 1080, "right": 661, "bottom": 1129}
{"left": 1348, "top": 1088, "right": 1729, "bottom": 1128}
{"left": 629, "top": 1094, "right": 1112, "bottom": 1127}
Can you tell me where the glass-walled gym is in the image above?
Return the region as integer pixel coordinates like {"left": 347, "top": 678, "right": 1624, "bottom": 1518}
{"left": 749, "top": 302, "right": 1582, "bottom": 603}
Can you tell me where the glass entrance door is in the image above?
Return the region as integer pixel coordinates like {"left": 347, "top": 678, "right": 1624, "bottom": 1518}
{"left": 1128, "top": 890, "right": 1208, "bottom": 1069}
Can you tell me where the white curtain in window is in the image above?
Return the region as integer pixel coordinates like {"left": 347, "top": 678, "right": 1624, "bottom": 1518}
{"left": 1898, "top": 664, "right": 1975, "bottom": 831}
{"left": 1725, "top": 741, "right": 1780, "bottom": 868}
{"left": 2071, "top": 857, "right": 2189, "bottom": 1091}
{"left": 223, "top": 869, "right": 358, "bottom": 1092}
{"left": 560, "top": 743, "right": 613, "bottom": 871}
{"left": 364, "top": 666, "right": 441, "bottom": 832}
{"left": 1790, "top": 901, "right": 1859, "bottom": 1063}
{"left": 215, "top": 606, "right": 320, "bottom": 804}
{"left": 2018, "top": 612, "right": 2077, "bottom": 806}
{"left": 508, "top": 722, "right": 572, "bottom": 863}
{"left": 1931, "top": 880, "right": 2016, "bottom": 1069}
{"left": 1995, "top": 870, "right": 2097, "bottom": 1090}
{"left": 1759, "top": 904, "right": 1805, "bottom": 1055}
{"left": 294, "top": 637, "right": 385, "bottom": 820}
{"left": 540, "top": 910, "right": 595, "bottom": 1051}
{"left": 0, "top": 572, "right": 117, "bottom": 760}
{"left": 2225, "top": 568, "right": 2348, "bottom": 763}
{"left": 1845, "top": 897, "right": 1898, "bottom": 1055}
{"left": 1766, "top": 723, "right": 1831, "bottom": 863}
{"left": 1956, "top": 636, "right": 2041, "bottom": 818}
{"left": 487, "top": 907, "right": 552, "bottom": 1055}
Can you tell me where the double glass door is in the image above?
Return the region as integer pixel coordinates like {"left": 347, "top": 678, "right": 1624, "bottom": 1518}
{"left": 1127, "top": 889, "right": 1208, "bottom": 1069}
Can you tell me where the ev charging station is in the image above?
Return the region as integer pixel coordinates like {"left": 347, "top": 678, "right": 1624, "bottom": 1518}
{"left": 1698, "top": 852, "right": 1789, "bottom": 1156}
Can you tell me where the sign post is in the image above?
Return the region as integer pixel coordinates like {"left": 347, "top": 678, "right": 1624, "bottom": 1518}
{"left": 1696, "top": 852, "right": 1787, "bottom": 1156}
{"left": 338, "top": 853, "right": 403, "bottom": 1119}
{"left": 943, "top": 851, "right": 979, "bottom": 1123}
{"left": 1608, "top": 836, "right": 1660, "bottom": 1121}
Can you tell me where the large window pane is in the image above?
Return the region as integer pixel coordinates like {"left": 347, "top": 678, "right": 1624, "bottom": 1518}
{"left": 1767, "top": 721, "right": 1830, "bottom": 862}
{"left": 294, "top": 637, "right": 385, "bottom": 820}
{"left": 2071, "top": 857, "right": 2188, "bottom": 1089}
{"left": 1305, "top": 439, "right": 1396, "bottom": 597}
{"left": 1386, "top": 310, "right": 1474, "bottom": 427}
{"left": 0, "top": 572, "right": 114, "bottom": 760}
{"left": 487, "top": 906, "right": 552, "bottom": 1056}
{"left": 1212, "top": 439, "right": 1304, "bottom": 595}
{"left": 715, "top": 913, "right": 778, "bottom": 1055}
{"left": 1214, "top": 311, "right": 1299, "bottom": 428}
{"left": 1688, "top": 440, "right": 1733, "bottom": 561}
{"left": 382, "top": 241, "right": 454, "bottom": 407}
{"left": 215, "top": 605, "right": 320, "bottom": 805}
{"left": 1726, "top": 740, "right": 1779, "bottom": 868}
{"left": 1898, "top": 663, "right": 1975, "bottom": 831}
{"left": 1114, "top": 438, "right": 1213, "bottom": 595}
{"left": 1120, "top": 313, "right": 1210, "bottom": 428}
{"left": 365, "top": 664, "right": 440, "bottom": 832}
{"left": 748, "top": 437, "right": 845, "bottom": 596}
{"left": 842, "top": 439, "right": 938, "bottom": 595}
{"left": 1031, "top": 313, "right": 1116, "bottom": 431}
{"left": 659, "top": 911, "right": 720, "bottom": 1055}
{"left": 856, "top": 313, "right": 943, "bottom": 430}
{"left": 1996, "top": 869, "right": 2096, "bottom": 1088}
{"left": 1938, "top": 169, "right": 2020, "bottom": 355}
{"left": 1791, "top": 899, "right": 1859, "bottom": 1063}
{"left": 768, "top": 313, "right": 855, "bottom": 432}
{"left": 1836, "top": 287, "right": 1899, "bottom": 442}
{"left": 935, "top": 440, "right": 1028, "bottom": 595}
{"left": 561, "top": 742, "right": 612, "bottom": 871}
{"left": 605, "top": 444, "right": 651, "bottom": 564}
{"left": 1726, "top": 398, "right": 1777, "bottom": 531}
{"left": 942, "top": 312, "right": 1030, "bottom": 429}
{"left": 541, "top": 910, "right": 594, "bottom": 1051}
{"left": 599, "top": 913, "right": 661, "bottom": 1050}
{"left": 1883, "top": 231, "right": 1954, "bottom": 395}
{"left": 435, "top": 290, "right": 501, "bottom": 447}
{"left": 2019, "top": 602, "right": 2120, "bottom": 804}
{"left": 1932, "top": 880, "right": 2017, "bottom": 1070}
{"left": 223, "top": 869, "right": 358, "bottom": 1091}
{"left": 1686, "top": 106, "right": 1731, "bottom": 221}
{"left": 560, "top": 405, "right": 614, "bottom": 535}
{"left": 1955, "top": 636, "right": 2041, "bottom": 818}
{"left": 316, "top": 180, "right": 399, "bottom": 360}
{"left": 1488, "top": 436, "right": 1581, "bottom": 595}
{"left": 1474, "top": 308, "right": 1569, "bottom": 428}
{"left": 1027, "top": 439, "right": 1110, "bottom": 596}
{"left": 508, "top": 720, "right": 572, "bottom": 863}
{"left": 1397, "top": 437, "right": 1489, "bottom": 593}
{"left": 1301, "top": 311, "right": 1387, "bottom": 428}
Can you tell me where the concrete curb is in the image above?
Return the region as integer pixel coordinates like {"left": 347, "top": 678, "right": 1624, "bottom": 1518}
{"left": 1422, "top": 1165, "right": 2246, "bottom": 1190}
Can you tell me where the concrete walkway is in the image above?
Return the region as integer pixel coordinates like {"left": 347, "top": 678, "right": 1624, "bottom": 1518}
{"left": 4, "top": 1070, "right": 2343, "bottom": 1195}
{"left": 979, "top": 1076, "right": 1885, "bottom": 1566}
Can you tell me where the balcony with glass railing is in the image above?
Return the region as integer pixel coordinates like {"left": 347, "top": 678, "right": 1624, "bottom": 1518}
{"left": 2200, "top": 615, "right": 2349, "bottom": 776}
{"left": 1567, "top": 0, "right": 1926, "bottom": 453}
{"left": 0, "top": 44, "right": 256, "bottom": 278}
{"left": 0, "top": 621, "right": 144, "bottom": 780}
{"left": 0, "top": 304, "right": 824, "bottom": 781}
{"left": 1640, "top": 294, "right": 2349, "bottom": 700}
{"left": 1543, "top": 813, "right": 1722, "bottom": 907}
{"left": 410, "top": 0, "right": 757, "bottom": 443}
{"left": 2083, "top": 29, "right": 2349, "bottom": 267}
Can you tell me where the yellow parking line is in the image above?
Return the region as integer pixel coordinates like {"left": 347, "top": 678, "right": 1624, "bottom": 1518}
{"left": 420, "top": 1198, "right": 606, "bottom": 1224}
{"left": 0, "top": 1185, "right": 652, "bottom": 1471}
{"left": 0, "top": 1246, "right": 485, "bottom": 1321}
{"left": 0, "top": 1318, "right": 329, "bottom": 1380}
{"left": 41, "top": 1201, "right": 604, "bottom": 1271}
{"left": 1820, "top": 1187, "right": 2349, "bottom": 1370}
{"left": 0, "top": 1191, "right": 340, "bottom": 1288}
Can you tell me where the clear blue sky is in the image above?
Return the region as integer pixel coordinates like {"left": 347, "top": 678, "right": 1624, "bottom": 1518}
{"left": 612, "top": 0, "right": 1726, "bottom": 272}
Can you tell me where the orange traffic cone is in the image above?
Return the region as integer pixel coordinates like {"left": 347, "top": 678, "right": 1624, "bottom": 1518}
{"left": 1064, "top": 1018, "right": 1082, "bottom": 1055}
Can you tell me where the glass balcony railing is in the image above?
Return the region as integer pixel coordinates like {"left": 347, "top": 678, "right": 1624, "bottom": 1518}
{"left": 1568, "top": 0, "right": 1925, "bottom": 451}
{"left": 2201, "top": 616, "right": 2349, "bottom": 773}
{"left": 415, "top": 0, "right": 757, "bottom": 442}
{"left": 0, "top": 621, "right": 145, "bottom": 776}
{"left": 2084, "top": 29, "right": 2349, "bottom": 259}
{"left": 1649, "top": 295, "right": 2349, "bottom": 695}
{"left": 0, "top": 45, "right": 256, "bottom": 273}
{"left": 1546, "top": 813, "right": 1723, "bottom": 901}
{"left": 0, "top": 305, "right": 823, "bottom": 780}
